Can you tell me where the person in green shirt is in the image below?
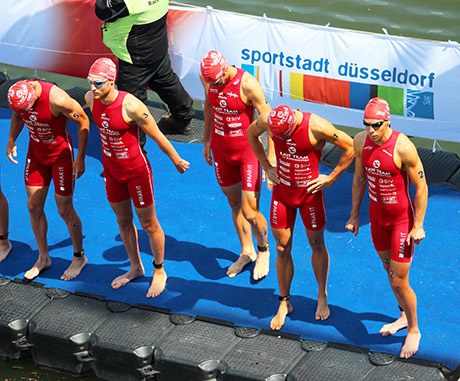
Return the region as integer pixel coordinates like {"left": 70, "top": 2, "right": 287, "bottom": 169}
{"left": 95, "top": 0, "right": 195, "bottom": 143}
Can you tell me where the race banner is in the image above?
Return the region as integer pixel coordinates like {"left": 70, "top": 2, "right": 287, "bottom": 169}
{"left": 1, "top": 2, "right": 460, "bottom": 141}
{"left": 0, "top": 0, "right": 112, "bottom": 79}
{"left": 167, "top": 6, "right": 460, "bottom": 142}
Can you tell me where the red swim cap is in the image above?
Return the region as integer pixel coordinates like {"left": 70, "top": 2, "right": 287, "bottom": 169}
{"left": 88, "top": 57, "right": 117, "bottom": 81}
{"left": 268, "top": 105, "right": 297, "bottom": 139}
{"left": 8, "top": 81, "right": 36, "bottom": 112}
{"left": 364, "top": 97, "right": 391, "bottom": 120}
{"left": 200, "top": 50, "right": 228, "bottom": 83}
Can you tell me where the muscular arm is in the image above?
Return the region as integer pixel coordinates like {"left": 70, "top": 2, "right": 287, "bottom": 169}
{"left": 6, "top": 112, "right": 25, "bottom": 164}
{"left": 241, "top": 72, "right": 271, "bottom": 116}
{"left": 50, "top": 86, "right": 90, "bottom": 178}
{"left": 247, "top": 112, "right": 279, "bottom": 185}
{"left": 124, "top": 94, "right": 189, "bottom": 173}
{"left": 307, "top": 114, "right": 355, "bottom": 193}
{"left": 397, "top": 135, "right": 428, "bottom": 245}
{"left": 345, "top": 132, "right": 367, "bottom": 236}
{"left": 200, "top": 74, "right": 214, "bottom": 166}
{"left": 241, "top": 73, "right": 275, "bottom": 187}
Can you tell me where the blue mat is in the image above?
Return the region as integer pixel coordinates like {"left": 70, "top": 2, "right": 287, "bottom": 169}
{"left": 0, "top": 107, "right": 458, "bottom": 370}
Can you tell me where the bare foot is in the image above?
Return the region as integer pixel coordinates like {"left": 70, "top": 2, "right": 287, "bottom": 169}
{"left": 380, "top": 315, "right": 408, "bottom": 336}
{"left": 0, "top": 240, "right": 12, "bottom": 262}
{"left": 315, "top": 297, "right": 330, "bottom": 320}
{"left": 24, "top": 256, "right": 52, "bottom": 280}
{"left": 270, "top": 301, "right": 293, "bottom": 330}
{"left": 253, "top": 248, "right": 269, "bottom": 280}
{"left": 146, "top": 268, "right": 167, "bottom": 298}
{"left": 227, "top": 253, "right": 255, "bottom": 278}
{"left": 61, "top": 255, "right": 88, "bottom": 281}
{"left": 111, "top": 266, "right": 144, "bottom": 289}
{"left": 400, "top": 331, "right": 421, "bottom": 358}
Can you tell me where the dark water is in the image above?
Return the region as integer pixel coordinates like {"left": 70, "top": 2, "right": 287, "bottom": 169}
{"left": 3, "top": 1, "right": 459, "bottom": 379}
{"left": 0, "top": 357, "right": 98, "bottom": 380}
{"left": 175, "top": 0, "right": 460, "bottom": 42}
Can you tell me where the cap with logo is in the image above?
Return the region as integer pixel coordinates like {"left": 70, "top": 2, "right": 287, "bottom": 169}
{"left": 267, "top": 105, "right": 297, "bottom": 139}
{"left": 200, "top": 50, "right": 228, "bottom": 83}
{"left": 8, "top": 81, "right": 36, "bottom": 112}
{"left": 88, "top": 57, "right": 117, "bottom": 81}
{"left": 364, "top": 97, "right": 391, "bottom": 121}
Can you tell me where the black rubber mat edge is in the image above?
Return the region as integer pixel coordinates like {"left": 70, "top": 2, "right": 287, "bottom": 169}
{"left": 328, "top": 341, "right": 369, "bottom": 354}
{"left": 261, "top": 328, "right": 302, "bottom": 341}
{"left": 73, "top": 290, "right": 106, "bottom": 301}
{"left": 134, "top": 303, "right": 171, "bottom": 314}
{"left": 195, "top": 315, "right": 235, "bottom": 327}
{"left": 13, "top": 278, "right": 44, "bottom": 288}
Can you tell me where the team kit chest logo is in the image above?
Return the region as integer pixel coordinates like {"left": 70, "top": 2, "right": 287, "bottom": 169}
{"left": 288, "top": 146, "right": 296, "bottom": 154}
{"left": 29, "top": 115, "right": 37, "bottom": 122}
{"left": 373, "top": 160, "right": 381, "bottom": 169}
{"left": 219, "top": 99, "right": 227, "bottom": 108}
{"left": 102, "top": 121, "right": 109, "bottom": 129}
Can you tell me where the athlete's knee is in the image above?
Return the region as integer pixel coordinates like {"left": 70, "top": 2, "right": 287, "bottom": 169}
{"left": 116, "top": 215, "right": 134, "bottom": 230}
{"left": 308, "top": 235, "right": 325, "bottom": 253}
{"left": 275, "top": 239, "right": 291, "bottom": 257}
{"left": 388, "top": 273, "right": 408, "bottom": 294}
{"left": 57, "top": 202, "right": 75, "bottom": 220}
{"left": 140, "top": 219, "right": 162, "bottom": 236}
{"left": 242, "top": 205, "right": 259, "bottom": 224}
{"left": 27, "top": 200, "right": 45, "bottom": 217}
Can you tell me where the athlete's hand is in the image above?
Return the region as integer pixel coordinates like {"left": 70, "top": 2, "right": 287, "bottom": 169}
{"left": 73, "top": 157, "right": 86, "bottom": 179}
{"left": 262, "top": 170, "right": 274, "bottom": 190}
{"left": 345, "top": 215, "right": 360, "bottom": 236}
{"left": 6, "top": 142, "right": 18, "bottom": 164}
{"left": 266, "top": 166, "right": 279, "bottom": 186}
{"left": 307, "top": 174, "right": 333, "bottom": 194}
{"left": 202, "top": 142, "right": 213, "bottom": 166}
{"left": 175, "top": 158, "right": 190, "bottom": 173}
{"left": 407, "top": 226, "right": 425, "bottom": 245}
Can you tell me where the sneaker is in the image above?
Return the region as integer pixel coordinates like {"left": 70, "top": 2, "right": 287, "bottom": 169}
{"left": 157, "top": 115, "right": 192, "bottom": 135}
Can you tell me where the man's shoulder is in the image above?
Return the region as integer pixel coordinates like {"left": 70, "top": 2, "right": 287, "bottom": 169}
{"left": 394, "top": 130, "right": 417, "bottom": 158}
{"left": 352, "top": 131, "right": 367, "bottom": 152}
{"left": 122, "top": 92, "right": 143, "bottom": 113}
{"left": 49, "top": 85, "right": 71, "bottom": 108}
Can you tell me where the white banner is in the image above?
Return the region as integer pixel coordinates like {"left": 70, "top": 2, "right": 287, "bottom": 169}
{"left": 168, "top": 6, "right": 460, "bottom": 142}
{"left": 1, "top": 2, "right": 460, "bottom": 141}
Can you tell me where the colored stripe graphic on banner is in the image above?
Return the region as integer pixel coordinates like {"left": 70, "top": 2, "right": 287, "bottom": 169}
{"left": 289, "top": 73, "right": 434, "bottom": 119}
{"left": 241, "top": 64, "right": 259, "bottom": 81}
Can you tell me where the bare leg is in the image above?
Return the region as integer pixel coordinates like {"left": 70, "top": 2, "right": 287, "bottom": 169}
{"left": 24, "top": 186, "right": 52, "bottom": 279}
{"left": 377, "top": 251, "right": 408, "bottom": 335}
{"left": 376, "top": 250, "right": 420, "bottom": 358}
{"left": 242, "top": 190, "right": 270, "bottom": 280}
{"left": 55, "top": 193, "right": 87, "bottom": 280}
{"left": 136, "top": 202, "right": 167, "bottom": 298}
{"left": 390, "top": 260, "right": 420, "bottom": 358}
{"left": 270, "top": 226, "right": 294, "bottom": 330}
{"left": 221, "top": 184, "right": 257, "bottom": 278}
{"left": 0, "top": 187, "right": 12, "bottom": 262}
{"left": 307, "top": 228, "right": 330, "bottom": 321}
{"left": 110, "top": 199, "right": 144, "bottom": 289}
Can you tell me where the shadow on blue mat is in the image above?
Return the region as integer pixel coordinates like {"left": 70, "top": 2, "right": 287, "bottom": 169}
{"left": 0, "top": 106, "right": 459, "bottom": 370}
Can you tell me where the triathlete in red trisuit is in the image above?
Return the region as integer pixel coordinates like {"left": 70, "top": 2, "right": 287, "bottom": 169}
{"left": 6, "top": 79, "right": 89, "bottom": 280}
{"left": 346, "top": 97, "right": 428, "bottom": 359}
{"left": 200, "top": 50, "right": 273, "bottom": 280}
{"left": 248, "top": 105, "right": 354, "bottom": 330}
{"left": 85, "top": 58, "right": 189, "bottom": 298}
